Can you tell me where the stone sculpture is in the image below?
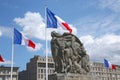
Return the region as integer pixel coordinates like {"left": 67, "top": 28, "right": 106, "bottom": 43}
{"left": 51, "top": 31, "right": 90, "bottom": 74}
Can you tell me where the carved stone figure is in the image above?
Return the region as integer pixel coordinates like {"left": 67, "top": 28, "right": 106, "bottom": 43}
{"left": 51, "top": 31, "right": 90, "bottom": 74}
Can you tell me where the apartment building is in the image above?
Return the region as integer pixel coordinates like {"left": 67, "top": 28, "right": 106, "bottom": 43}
{"left": 19, "top": 55, "right": 54, "bottom": 80}
{"left": 19, "top": 55, "right": 120, "bottom": 80}
{"left": 0, "top": 66, "right": 19, "bottom": 80}
{"left": 90, "top": 62, "right": 120, "bottom": 80}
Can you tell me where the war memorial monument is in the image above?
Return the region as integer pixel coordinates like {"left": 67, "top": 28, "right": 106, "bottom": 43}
{"left": 48, "top": 31, "right": 99, "bottom": 80}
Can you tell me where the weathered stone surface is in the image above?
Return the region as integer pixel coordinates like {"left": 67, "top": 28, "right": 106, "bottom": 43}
{"left": 50, "top": 31, "right": 101, "bottom": 80}
{"left": 51, "top": 31, "right": 90, "bottom": 74}
{"left": 48, "top": 73, "right": 100, "bottom": 80}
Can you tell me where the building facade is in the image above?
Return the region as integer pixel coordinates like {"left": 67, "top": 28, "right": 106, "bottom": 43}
{"left": 18, "top": 70, "right": 27, "bottom": 80}
{"left": 0, "top": 66, "right": 19, "bottom": 80}
{"left": 19, "top": 55, "right": 54, "bottom": 80}
{"left": 19, "top": 55, "right": 120, "bottom": 80}
{"left": 90, "top": 62, "right": 120, "bottom": 80}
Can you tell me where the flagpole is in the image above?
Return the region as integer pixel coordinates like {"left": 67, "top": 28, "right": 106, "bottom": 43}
{"left": 11, "top": 27, "right": 14, "bottom": 80}
{"left": 45, "top": 6, "right": 48, "bottom": 80}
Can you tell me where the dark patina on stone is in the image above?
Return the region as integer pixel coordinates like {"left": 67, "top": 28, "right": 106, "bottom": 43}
{"left": 49, "top": 31, "right": 92, "bottom": 80}
{"left": 51, "top": 31, "right": 90, "bottom": 74}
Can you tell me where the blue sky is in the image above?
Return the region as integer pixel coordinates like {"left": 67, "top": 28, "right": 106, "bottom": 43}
{"left": 0, "top": 0, "right": 120, "bottom": 71}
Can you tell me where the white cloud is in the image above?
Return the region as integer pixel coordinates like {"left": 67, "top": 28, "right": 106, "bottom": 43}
{"left": 99, "top": 0, "right": 120, "bottom": 12}
{"left": 14, "top": 12, "right": 46, "bottom": 40}
{"left": 0, "top": 60, "right": 11, "bottom": 65}
{"left": 0, "top": 26, "right": 12, "bottom": 37}
{"left": 74, "top": 5, "right": 120, "bottom": 65}
{"left": 13, "top": 12, "right": 77, "bottom": 52}
{"left": 75, "top": 14, "right": 120, "bottom": 37}
{"left": 14, "top": 11, "right": 77, "bottom": 40}
{"left": 80, "top": 34, "right": 120, "bottom": 65}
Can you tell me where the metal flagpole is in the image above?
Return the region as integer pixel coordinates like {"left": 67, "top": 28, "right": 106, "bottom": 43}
{"left": 11, "top": 27, "right": 14, "bottom": 80}
{"left": 45, "top": 6, "right": 48, "bottom": 80}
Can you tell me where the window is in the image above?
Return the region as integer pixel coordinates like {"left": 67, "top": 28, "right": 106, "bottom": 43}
{"left": 38, "top": 63, "right": 54, "bottom": 68}
{"left": 41, "top": 69, "right": 43, "bottom": 73}
{"left": 41, "top": 74, "right": 43, "bottom": 79}
{"left": 38, "top": 74, "right": 40, "bottom": 79}
{"left": 38, "top": 69, "right": 40, "bottom": 73}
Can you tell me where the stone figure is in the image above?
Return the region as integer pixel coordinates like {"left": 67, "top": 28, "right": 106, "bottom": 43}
{"left": 51, "top": 31, "right": 90, "bottom": 74}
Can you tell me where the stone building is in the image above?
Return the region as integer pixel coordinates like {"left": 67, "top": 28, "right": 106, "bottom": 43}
{"left": 19, "top": 55, "right": 54, "bottom": 80}
{"left": 19, "top": 55, "right": 120, "bottom": 80}
{"left": 90, "top": 62, "right": 120, "bottom": 80}
{"left": 0, "top": 66, "right": 19, "bottom": 80}
{"left": 18, "top": 70, "right": 27, "bottom": 80}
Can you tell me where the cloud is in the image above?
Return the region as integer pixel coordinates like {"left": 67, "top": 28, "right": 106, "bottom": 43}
{"left": 0, "top": 26, "right": 12, "bottom": 37}
{"left": 99, "top": 0, "right": 120, "bottom": 12}
{"left": 0, "top": 60, "right": 11, "bottom": 65}
{"left": 80, "top": 34, "right": 120, "bottom": 64}
{"left": 74, "top": 4, "right": 120, "bottom": 65}
{"left": 14, "top": 12, "right": 46, "bottom": 40}
{"left": 14, "top": 11, "right": 77, "bottom": 40}
{"left": 75, "top": 14, "right": 120, "bottom": 37}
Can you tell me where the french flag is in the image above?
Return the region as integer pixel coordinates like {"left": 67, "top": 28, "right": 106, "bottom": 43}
{"left": 0, "top": 55, "right": 4, "bottom": 62}
{"left": 46, "top": 8, "right": 72, "bottom": 34}
{"left": 14, "top": 28, "right": 36, "bottom": 49}
{"left": 104, "top": 59, "right": 116, "bottom": 70}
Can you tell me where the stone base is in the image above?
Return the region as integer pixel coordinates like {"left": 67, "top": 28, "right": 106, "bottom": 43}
{"left": 48, "top": 73, "right": 100, "bottom": 80}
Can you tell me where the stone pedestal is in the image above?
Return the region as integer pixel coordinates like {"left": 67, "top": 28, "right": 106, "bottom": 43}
{"left": 48, "top": 73, "right": 100, "bottom": 80}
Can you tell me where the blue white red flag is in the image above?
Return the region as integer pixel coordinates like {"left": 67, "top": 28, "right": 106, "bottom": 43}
{"left": 46, "top": 8, "right": 72, "bottom": 34}
{"left": 14, "top": 28, "right": 36, "bottom": 49}
{"left": 104, "top": 59, "right": 116, "bottom": 70}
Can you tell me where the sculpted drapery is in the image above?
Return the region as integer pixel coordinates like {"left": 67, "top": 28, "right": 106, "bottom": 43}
{"left": 51, "top": 31, "right": 90, "bottom": 74}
